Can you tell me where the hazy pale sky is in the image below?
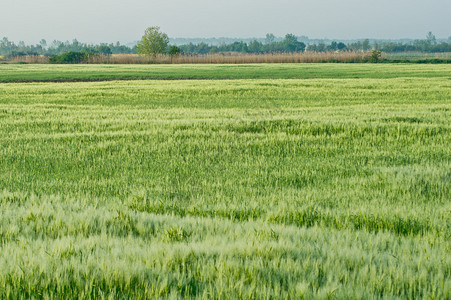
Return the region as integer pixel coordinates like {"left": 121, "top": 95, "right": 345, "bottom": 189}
{"left": 2, "top": 0, "right": 450, "bottom": 43}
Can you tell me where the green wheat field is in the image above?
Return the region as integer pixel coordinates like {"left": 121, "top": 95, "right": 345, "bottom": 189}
{"left": 0, "top": 64, "right": 450, "bottom": 299}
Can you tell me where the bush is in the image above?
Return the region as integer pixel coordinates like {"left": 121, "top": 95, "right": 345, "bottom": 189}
{"left": 168, "top": 45, "right": 181, "bottom": 56}
{"left": 370, "top": 50, "right": 382, "bottom": 63}
{"left": 49, "top": 52, "right": 93, "bottom": 64}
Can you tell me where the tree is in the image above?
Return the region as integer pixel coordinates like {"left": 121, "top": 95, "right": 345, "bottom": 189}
{"left": 39, "top": 39, "right": 47, "bottom": 48}
{"left": 168, "top": 45, "right": 181, "bottom": 56}
{"left": 283, "top": 34, "right": 306, "bottom": 52}
{"left": 362, "top": 39, "right": 371, "bottom": 50}
{"left": 370, "top": 50, "right": 382, "bottom": 63}
{"left": 137, "top": 26, "right": 169, "bottom": 56}
{"left": 248, "top": 40, "right": 263, "bottom": 53}
{"left": 337, "top": 42, "right": 346, "bottom": 50}
{"left": 96, "top": 44, "right": 112, "bottom": 55}
{"left": 168, "top": 45, "right": 181, "bottom": 62}
{"left": 195, "top": 42, "right": 210, "bottom": 54}
{"left": 328, "top": 41, "right": 338, "bottom": 51}
{"left": 426, "top": 32, "right": 437, "bottom": 46}
{"left": 265, "top": 33, "right": 275, "bottom": 44}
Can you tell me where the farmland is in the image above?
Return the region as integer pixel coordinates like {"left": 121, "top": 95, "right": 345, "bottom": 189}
{"left": 0, "top": 64, "right": 450, "bottom": 298}
{"left": 1, "top": 63, "right": 450, "bottom": 82}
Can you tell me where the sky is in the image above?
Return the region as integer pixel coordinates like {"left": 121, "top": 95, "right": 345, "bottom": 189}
{"left": 1, "top": 0, "right": 450, "bottom": 44}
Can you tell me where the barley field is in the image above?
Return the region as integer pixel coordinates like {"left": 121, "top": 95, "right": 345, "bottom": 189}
{"left": 0, "top": 64, "right": 450, "bottom": 298}
{"left": 1, "top": 63, "right": 450, "bottom": 82}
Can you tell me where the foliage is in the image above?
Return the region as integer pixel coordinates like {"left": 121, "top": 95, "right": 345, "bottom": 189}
{"left": 0, "top": 37, "right": 135, "bottom": 57}
{"left": 136, "top": 26, "right": 169, "bottom": 56}
{"left": 179, "top": 35, "right": 308, "bottom": 54}
{"left": 48, "top": 51, "right": 93, "bottom": 64}
{"left": 168, "top": 45, "right": 181, "bottom": 57}
{"left": 370, "top": 50, "right": 382, "bottom": 62}
{"left": 265, "top": 33, "right": 276, "bottom": 44}
{"left": 1, "top": 33, "right": 450, "bottom": 59}
{"left": 426, "top": 31, "right": 437, "bottom": 45}
{"left": 283, "top": 34, "right": 306, "bottom": 52}
{"left": 95, "top": 44, "right": 112, "bottom": 55}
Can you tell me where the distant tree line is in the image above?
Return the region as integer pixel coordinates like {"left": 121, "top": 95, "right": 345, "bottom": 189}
{"left": 0, "top": 37, "right": 136, "bottom": 57}
{"left": 179, "top": 33, "right": 450, "bottom": 54}
{"left": 1, "top": 32, "right": 450, "bottom": 58}
{"left": 179, "top": 34, "right": 307, "bottom": 54}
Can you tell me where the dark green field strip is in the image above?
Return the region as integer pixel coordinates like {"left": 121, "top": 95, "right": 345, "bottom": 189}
{"left": 0, "top": 63, "right": 450, "bottom": 82}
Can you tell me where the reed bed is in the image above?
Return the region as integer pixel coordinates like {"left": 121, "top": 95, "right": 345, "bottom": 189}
{"left": 5, "top": 51, "right": 450, "bottom": 65}
{"left": 94, "top": 51, "right": 371, "bottom": 64}
{"left": 4, "top": 51, "right": 372, "bottom": 64}
{"left": 4, "top": 54, "right": 49, "bottom": 64}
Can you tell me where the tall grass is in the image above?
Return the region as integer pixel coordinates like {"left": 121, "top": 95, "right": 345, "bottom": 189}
{"left": 3, "top": 55, "right": 49, "bottom": 64}
{"left": 5, "top": 51, "right": 451, "bottom": 65}
{"left": 99, "top": 51, "right": 372, "bottom": 64}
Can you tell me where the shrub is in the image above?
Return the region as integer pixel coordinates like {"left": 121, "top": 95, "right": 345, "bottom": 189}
{"left": 168, "top": 45, "right": 181, "bottom": 57}
{"left": 49, "top": 52, "right": 93, "bottom": 64}
{"left": 370, "top": 50, "right": 382, "bottom": 63}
